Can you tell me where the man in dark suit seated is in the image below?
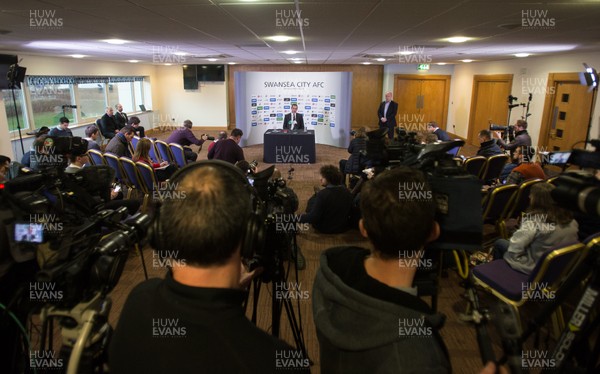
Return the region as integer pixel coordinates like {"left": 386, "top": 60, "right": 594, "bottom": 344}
{"left": 377, "top": 92, "right": 398, "bottom": 139}
{"left": 283, "top": 104, "right": 304, "bottom": 130}
{"left": 300, "top": 165, "right": 353, "bottom": 234}
{"left": 476, "top": 129, "right": 503, "bottom": 158}
{"left": 109, "top": 161, "right": 307, "bottom": 373}
{"left": 114, "top": 103, "right": 128, "bottom": 129}
{"left": 99, "top": 106, "right": 121, "bottom": 139}
{"left": 426, "top": 121, "right": 451, "bottom": 141}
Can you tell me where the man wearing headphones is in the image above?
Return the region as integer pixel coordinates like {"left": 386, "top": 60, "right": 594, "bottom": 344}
{"left": 109, "top": 161, "right": 307, "bottom": 373}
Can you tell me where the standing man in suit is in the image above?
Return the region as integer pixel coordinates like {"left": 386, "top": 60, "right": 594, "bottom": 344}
{"left": 283, "top": 104, "right": 304, "bottom": 130}
{"left": 377, "top": 92, "right": 398, "bottom": 139}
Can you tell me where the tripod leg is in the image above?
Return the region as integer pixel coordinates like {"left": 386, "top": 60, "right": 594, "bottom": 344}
{"left": 135, "top": 244, "right": 148, "bottom": 281}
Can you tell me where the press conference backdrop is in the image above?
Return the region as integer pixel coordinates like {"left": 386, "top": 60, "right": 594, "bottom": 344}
{"left": 234, "top": 71, "right": 352, "bottom": 148}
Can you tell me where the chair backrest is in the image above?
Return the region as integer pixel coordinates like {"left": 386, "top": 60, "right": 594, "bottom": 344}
{"left": 104, "top": 152, "right": 125, "bottom": 183}
{"left": 527, "top": 242, "right": 585, "bottom": 292}
{"left": 447, "top": 146, "right": 461, "bottom": 157}
{"left": 131, "top": 136, "right": 140, "bottom": 152}
{"left": 546, "top": 176, "right": 559, "bottom": 185}
{"left": 95, "top": 118, "right": 108, "bottom": 146}
{"left": 155, "top": 140, "right": 174, "bottom": 164}
{"left": 503, "top": 178, "right": 543, "bottom": 219}
{"left": 482, "top": 184, "right": 518, "bottom": 223}
{"left": 120, "top": 157, "right": 144, "bottom": 191}
{"left": 169, "top": 143, "right": 187, "bottom": 168}
{"left": 481, "top": 154, "right": 509, "bottom": 182}
{"left": 136, "top": 162, "right": 158, "bottom": 195}
{"left": 464, "top": 156, "right": 487, "bottom": 178}
{"left": 87, "top": 149, "right": 105, "bottom": 166}
{"left": 147, "top": 138, "right": 159, "bottom": 163}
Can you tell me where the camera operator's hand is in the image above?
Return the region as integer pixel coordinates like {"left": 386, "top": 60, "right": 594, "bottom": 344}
{"left": 479, "top": 362, "right": 508, "bottom": 374}
{"left": 239, "top": 262, "right": 263, "bottom": 289}
{"left": 380, "top": 117, "right": 387, "bottom": 123}
{"left": 493, "top": 131, "right": 502, "bottom": 139}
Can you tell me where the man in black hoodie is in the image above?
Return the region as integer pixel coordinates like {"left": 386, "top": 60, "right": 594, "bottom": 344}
{"left": 476, "top": 129, "right": 503, "bottom": 158}
{"left": 312, "top": 166, "right": 451, "bottom": 373}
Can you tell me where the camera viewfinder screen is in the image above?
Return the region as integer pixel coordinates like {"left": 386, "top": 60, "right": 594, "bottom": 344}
{"left": 14, "top": 223, "right": 43, "bottom": 243}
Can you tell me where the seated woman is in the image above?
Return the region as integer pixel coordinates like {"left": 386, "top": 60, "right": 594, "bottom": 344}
{"left": 492, "top": 183, "right": 578, "bottom": 274}
{"left": 339, "top": 127, "right": 367, "bottom": 188}
{"left": 132, "top": 138, "right": 177, "bottom": 182}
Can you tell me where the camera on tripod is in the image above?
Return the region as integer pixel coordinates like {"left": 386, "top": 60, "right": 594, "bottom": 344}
{"left": 0, "top": 138, "right": 151, "bottom": 373}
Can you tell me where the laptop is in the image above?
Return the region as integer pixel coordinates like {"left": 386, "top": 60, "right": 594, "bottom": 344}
{"left": 139, "top": 104, "right": 147, "bottom": 112}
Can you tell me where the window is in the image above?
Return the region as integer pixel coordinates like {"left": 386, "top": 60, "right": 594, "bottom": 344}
{"left": 29, "top": 83, "right": 75, "bottom": 129}
{"left": 108, "top": 82, "right": 134, "bottom": 112}
{"left": 3, "top": 89, "right": 27, "bottom": 132}
{"left": 78, "top": 83, "right": 106, "bottom": 119}
{"left": 134, "top": 80, "right": 144, "bottom": 110}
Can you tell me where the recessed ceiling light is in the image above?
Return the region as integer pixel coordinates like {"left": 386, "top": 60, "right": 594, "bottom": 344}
{"left": 102, "top": 39, "right": 129, "bottom": 45}
{"left": 228, "top": 62, "right": 237, "bottom": 65}
{"left": 207, "top": 58, "right": 218, "bottom": 62}
{"left": 164, "top": 63, "right": 172, "bottom": 66}
{"left": 399, "top": 51, "right": 415, "bottom": 56}
{"left": 268, "top": 35, "right": 292, "bottom": 42}
{"left": 514, "top": 53, "right": 530, "bottom": 58}
{"left": 375, "top": 58, "right": 386, "bottom": 62}
{"left": 437, "top": 62, "right": 447, "bottom": 65}
{"left": 362, "top": 62, "right": 372, "bottom": 65}
{"left": 128, "top": 60, "right": 139, "bottom": 63}
{"left": 446, "top": 36, "right": 472, "bottom": 43}
{"left": 173, "top": 51, "right": 188, "bottom": 56}
{"left": 70, "top": 54, "right": 85, "bottom": 58}
{"left": 288, "top": 58, "right": 303, "bottom": 61}
{"left": 293, "top": 61, "right": 303, "bottom": 64}
{"left": 461, "top": 59, "right": 473, "bottom": 63}
{"left": 282, "top": 50, "right": 300, "bottom": 55}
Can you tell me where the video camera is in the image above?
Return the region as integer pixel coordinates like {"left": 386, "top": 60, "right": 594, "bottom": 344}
{"left": 361, "top": 127, "right": 483, "bottom": 251}
{"left": 551, "top": 139, "right": 600, "bottom": 217}
{"left": 0, "top": 138, "right": 151, "bottom": 372}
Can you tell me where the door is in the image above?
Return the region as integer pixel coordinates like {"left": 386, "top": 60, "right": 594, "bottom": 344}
{"left": 394, "top": 75, "right": 451, "bottom": 133}
{"left": 467, "top": 75, "right": 513, "bottom": 146}
{"left": 545, "top": 81, "right": 594, "bottom": 151}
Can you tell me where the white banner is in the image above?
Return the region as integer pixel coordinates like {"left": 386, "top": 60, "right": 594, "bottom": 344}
{"left": 234, "top": 71, "right": 352, "bottom": 148}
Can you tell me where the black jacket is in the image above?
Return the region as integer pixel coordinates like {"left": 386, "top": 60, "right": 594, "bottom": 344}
{"left": 110, "top": 272, "right": 308, "bottom": 373}
{"left": 99, "top": 113, "right": 120, "bottom": 138}
{"left": 283, "top": 113, "right": 304, "bottom": 130}
{"left": 377, "top": 100, "right": 398, "bottom": 127}
{"left": 115, "top": 111, "right": 128, "bottom": 128}
{"left": 344, "top": 137, "right": 367, "bottom": 174}
{"left": 477, "top": 139, "right": 503, "bottom": 158}
{"left": 300, "top": 185, "right": 353, "bottom": 233}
